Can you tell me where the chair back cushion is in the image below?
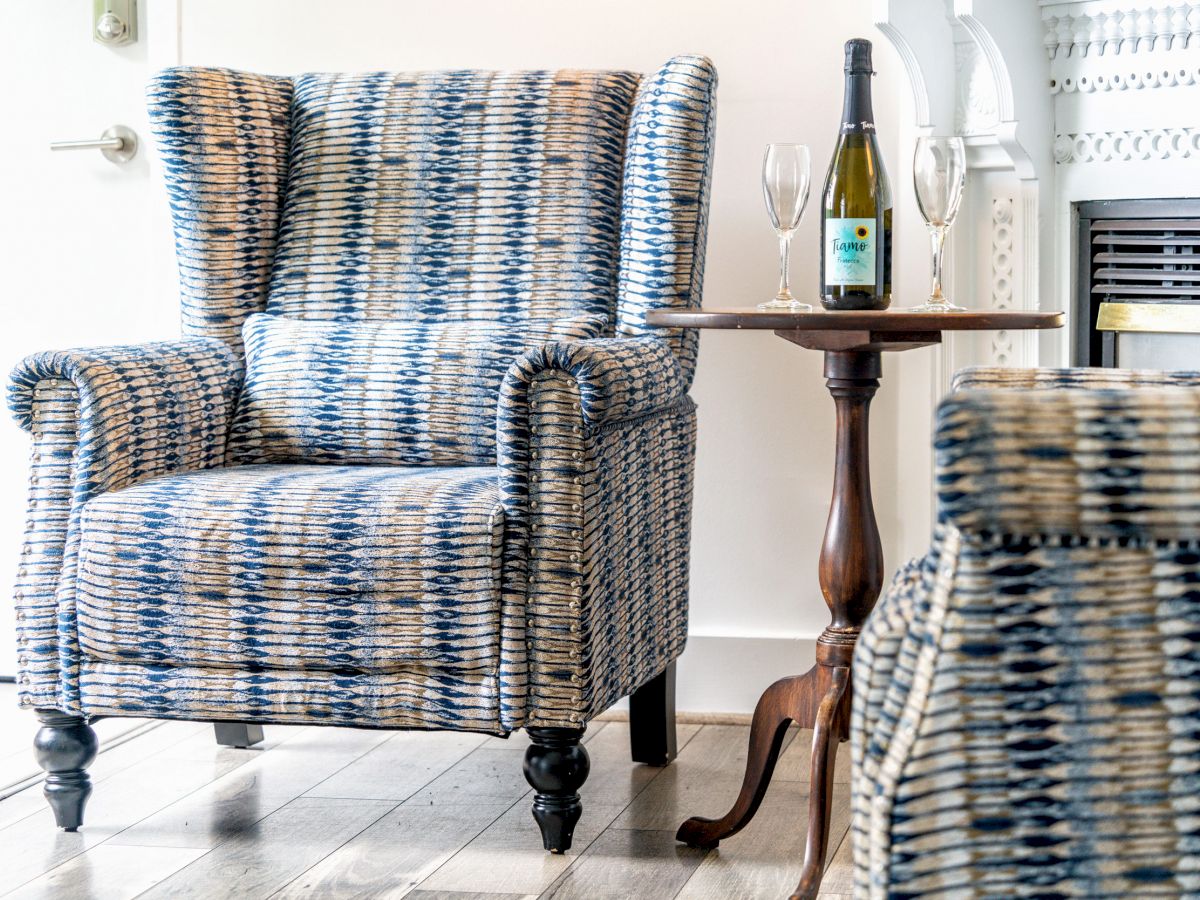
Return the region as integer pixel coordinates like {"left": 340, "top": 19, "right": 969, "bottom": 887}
{"left": 229, "top": 312, "right": 607, "bottom": 465}
{"left": 265, "top": 70, "right": 640, "bottom": 325}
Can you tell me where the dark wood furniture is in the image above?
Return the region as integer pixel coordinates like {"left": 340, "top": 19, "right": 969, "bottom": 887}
{"left": 645, "top": 307, "right": 1064, "bottom": 900}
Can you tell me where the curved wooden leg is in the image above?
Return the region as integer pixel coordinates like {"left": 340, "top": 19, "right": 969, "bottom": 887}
{"left": 791, "top": 667, "right": 849, "bottom": 900}
{"left": 677, "top": 670, "right": 817, "bottom": 850}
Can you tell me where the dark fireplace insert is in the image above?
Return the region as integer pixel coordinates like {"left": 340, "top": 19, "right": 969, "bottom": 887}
{"left": 1075, "top": 197, "right": 1200, "bottom": 369}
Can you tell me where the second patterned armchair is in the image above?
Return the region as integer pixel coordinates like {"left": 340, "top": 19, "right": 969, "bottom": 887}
{"left": 9, "top": 57, "right": 717, "bottom": 852}
{"left": 852, "top": 366, "right": 1200, "bottom": 897}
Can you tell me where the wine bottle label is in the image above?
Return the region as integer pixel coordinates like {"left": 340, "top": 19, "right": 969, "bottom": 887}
{"left": 825, "top": 218, "right": 876, "bottom": 287}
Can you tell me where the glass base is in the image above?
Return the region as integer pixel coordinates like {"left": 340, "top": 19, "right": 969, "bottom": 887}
{"left": 906, "top": 298, "right": 966, "bottom": 312}
{"left": 758, "top": 297, "right": 813, "bottom": 311}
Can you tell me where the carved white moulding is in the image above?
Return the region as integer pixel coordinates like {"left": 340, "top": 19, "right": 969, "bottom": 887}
{"left": 1042, "top": 3, "right": 1200, "bottom": 59}
{"left": 990, "top": 197, "right": 1016, "bottom": 365}
{"left": 1050, "top": 61, "right": 1200, "bottom": 93}
{"left": 1053, "top": 126, "right": 1200, "bottom": 163}
{"left": 955, "top": 39, "right": 1001, "bottom": 135}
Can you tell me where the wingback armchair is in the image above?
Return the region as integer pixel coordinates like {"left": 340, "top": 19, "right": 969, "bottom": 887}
{"left": 8, "top": 57, "right": 717, "bottom": 852}
{"left": 852, "top": 366, "right": 1200, "bottom": 897}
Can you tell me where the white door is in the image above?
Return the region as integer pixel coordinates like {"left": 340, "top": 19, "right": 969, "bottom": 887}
{"left": 0, "top": 2, "right": 178, "bottom": 676}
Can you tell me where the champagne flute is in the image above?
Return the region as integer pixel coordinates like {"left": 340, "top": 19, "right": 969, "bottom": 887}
{"left": 759, "top": 143, "right": 812, "bottom": 310}
{"left": 909, "top": 136, "right": 966, "bottom": 312}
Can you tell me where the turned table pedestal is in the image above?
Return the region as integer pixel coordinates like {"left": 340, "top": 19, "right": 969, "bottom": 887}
{"left": 645, "top": 307, "right": 1064, "bottom": 900}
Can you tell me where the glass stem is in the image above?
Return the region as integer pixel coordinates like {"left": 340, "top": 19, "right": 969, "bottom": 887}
{"left": 778, "top": 233, "right": 792, "bottom": 299}
{"left": 929, "top": 226, "right": 947, "bottom": 304}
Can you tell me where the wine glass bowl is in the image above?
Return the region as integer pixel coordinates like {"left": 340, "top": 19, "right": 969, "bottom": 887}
{"left": 760, "top": 143, "right": 812, "bottom": 311}
{"left": 909, "top": 136, "right": 967, "bottom": 312}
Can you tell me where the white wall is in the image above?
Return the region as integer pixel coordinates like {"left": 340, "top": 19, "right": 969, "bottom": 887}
{"left": 1, "top": 0, "right": 935, "bottom": 713}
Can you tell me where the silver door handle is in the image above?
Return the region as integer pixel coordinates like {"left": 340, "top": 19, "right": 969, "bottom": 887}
{"left": 50, "top": 125, "right": 137, "bottom": 163}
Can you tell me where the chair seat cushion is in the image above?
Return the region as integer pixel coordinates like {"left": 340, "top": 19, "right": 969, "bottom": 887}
{"left": 75, "top": 464, "right": 506, "bottom": 675}
{"left": 228, "top": 312, "right": 607, "bottom": 466}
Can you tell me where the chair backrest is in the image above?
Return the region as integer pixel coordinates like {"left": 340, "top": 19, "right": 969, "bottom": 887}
{"left": 147, "top": 57, "right": 717, "bottom": 384}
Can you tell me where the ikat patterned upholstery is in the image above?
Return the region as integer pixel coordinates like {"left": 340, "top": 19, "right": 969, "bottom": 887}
{"left": 8, "top": 342, "right": 242, "bottom": 711}
{"left": 8, "top": 57, "right": 718, "bottom": 735}
{"left": 147, "top": 62, "right": 716, "bottom": 382}
{"left": 77, "top": 465, "right": 506, "bottom": 673}
{"left": 267, "top": 71, "right": 636, "bottom": 326}
{"left": 230, "top": 313, "right": 608, "bottom": 465}
{"left": 852, "top": 366, "right": 1200, "bottom": 899}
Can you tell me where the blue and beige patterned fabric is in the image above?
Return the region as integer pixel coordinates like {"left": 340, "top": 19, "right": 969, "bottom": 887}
{"left": 497, "top": 338, "right": 696, "bottom": 725}
{"left": 8, "top": 342, "right": 241, "bottom": 709}
{"left": 71, "top": 464, "right": 512, "bottom": 730}
{"left": 9, "top": 57, "right": 717, "bottom": 735}
{"left": 230, "top": 313, "right": 607, "bottom": 466}
{"left": 148, "top": 70, "right": 292, "bottom": 356}
{"left": 617, "top": 62, "right": 717, "bottom": 384}
{"left": 853, "top": 366, "right": 1200, "bottom": 898}
{"left": 266, "top": 70, "right": 636, "bottom": 326}
{"left": 77, "top": 465, "right": 505, "bottom": 674}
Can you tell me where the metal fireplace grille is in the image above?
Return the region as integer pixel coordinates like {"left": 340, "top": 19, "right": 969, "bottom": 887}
{"left": 1075, "top": 198, "right": 1200, "bottom": 368}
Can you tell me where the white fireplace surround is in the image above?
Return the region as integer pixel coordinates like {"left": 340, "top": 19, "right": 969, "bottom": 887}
{"left": 874, "top": 0, "right": 1200, "bottom": 379}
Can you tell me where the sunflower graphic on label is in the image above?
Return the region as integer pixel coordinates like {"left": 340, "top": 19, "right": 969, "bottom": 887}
{"left": 826, "top": 218, "right": 877, "bottom": 286}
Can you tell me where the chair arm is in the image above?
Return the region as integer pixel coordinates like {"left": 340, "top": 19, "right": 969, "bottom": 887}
{"left": 8, "top": 339, "right": 242, "bottom": 709}
{"left": 953, "top": 365, "right": 1200, "bottom": 392}
{"left": 501, "top": 336, "right": 688, "bottom": 430}
{"left": 9, "top": 339, "right": 242, "bottom": 500}
{"left": 496, "top": 336, "right": 695, "bottom": 729}
{"left": 935, "top": 384, "right": 1200, "bottom": 541}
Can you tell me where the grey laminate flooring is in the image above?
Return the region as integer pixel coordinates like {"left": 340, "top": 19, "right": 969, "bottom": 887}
{"left": 0, "top": 687, "right": 854, "bottom": 899}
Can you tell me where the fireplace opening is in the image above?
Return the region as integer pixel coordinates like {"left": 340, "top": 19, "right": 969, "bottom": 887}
{"left": 1075, "top": 198, "right": 1200, "bottom": 370}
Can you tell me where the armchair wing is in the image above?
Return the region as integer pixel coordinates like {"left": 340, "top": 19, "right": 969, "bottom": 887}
{"left": 148, "top": 68, "right": 293, "bottom": 353}
{"left": 8, "top": 339, "right": 242, "bottom": 709}
{"left": 497, "top": 336, "right": 695, "bottom": 729}
{"left": 853, "top": 369, "right": 1200, "bottom": 899}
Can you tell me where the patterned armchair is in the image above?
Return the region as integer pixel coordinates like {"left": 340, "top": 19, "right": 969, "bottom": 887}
{"left": 9, "top": 58, "right": 717, "bottom": 852}
{"left": 852, "top": 366, "right": 1200, "bottom": 897}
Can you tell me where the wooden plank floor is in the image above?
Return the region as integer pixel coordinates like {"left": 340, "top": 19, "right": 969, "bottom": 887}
{"left": 0, "top": 695, "right": 854, "bottom": 899}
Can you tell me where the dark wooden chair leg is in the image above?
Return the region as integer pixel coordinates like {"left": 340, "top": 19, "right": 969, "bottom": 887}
{"left": 213, "top": 722, "right": 265, "bottom": 748}
{"left": 629, "top": 662, "right": 677, "bottom": 766}
{"left": 523, "top": 726, "right": 589, "bottom": 853}
{"left": 34, "top": 709, "right": 98, "bottom": 832}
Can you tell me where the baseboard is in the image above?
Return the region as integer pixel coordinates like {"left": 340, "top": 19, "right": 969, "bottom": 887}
{"left": 596, "top": 709, "right": 755, "bottom": 726}
{"left": 608, "top": 633, "right": 818, "bottom": 717}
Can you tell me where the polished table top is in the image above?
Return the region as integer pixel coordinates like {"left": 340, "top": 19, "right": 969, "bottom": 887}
{"left": 645, "top": 306, "right": 1065, "bottom": 332}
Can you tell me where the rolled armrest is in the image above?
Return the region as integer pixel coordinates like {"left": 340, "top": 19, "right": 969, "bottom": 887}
{"left": 495, "top": 336, "right": 694, "bottom": 730}
{"left": 953, "top": 366, "right": 1200, "bottom": 393}
{"left": 500, "top": 336, "right": 687, "bottom": 430}
{"left": 935, "top": 385, "right": 1200, "bottom": 541}
{"left": 9, "top": 339, "right": 242, "bottom": 499}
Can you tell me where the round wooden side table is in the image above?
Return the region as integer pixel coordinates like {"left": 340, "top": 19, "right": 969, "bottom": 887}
{"left": 645, "top": 307, "right": 1064, "bottom": 900}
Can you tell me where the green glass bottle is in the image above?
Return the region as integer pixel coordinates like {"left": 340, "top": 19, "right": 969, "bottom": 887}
{"left": 820, "top": 39, "right": 892, "bottom": 310}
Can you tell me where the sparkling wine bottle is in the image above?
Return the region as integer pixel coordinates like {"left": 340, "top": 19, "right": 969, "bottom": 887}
{"left": 820, "top": 39, "right": 892, "bottom": 310}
